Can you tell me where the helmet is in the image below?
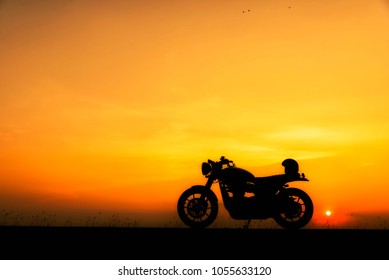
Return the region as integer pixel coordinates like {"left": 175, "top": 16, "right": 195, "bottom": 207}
{"left": 282, "top": 158, "right": 299, "bottom": 175}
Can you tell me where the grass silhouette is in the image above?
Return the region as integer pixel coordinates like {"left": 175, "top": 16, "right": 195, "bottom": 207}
{"left": 1, "top": 208, "right": 388, "bottom": 229}
{"left": 0, "top": 209, "right": 141, "bottom": 227}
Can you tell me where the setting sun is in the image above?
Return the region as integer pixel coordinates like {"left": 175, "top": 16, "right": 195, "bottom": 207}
{"left": 325, "top": 211, "right": 332, "bottom": 217}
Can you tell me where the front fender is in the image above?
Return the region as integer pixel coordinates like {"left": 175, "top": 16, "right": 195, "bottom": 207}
{"left": 187, "top": 185, "right": 218, "bottom": 202}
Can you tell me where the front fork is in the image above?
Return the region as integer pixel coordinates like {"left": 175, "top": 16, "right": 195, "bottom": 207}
{"left": 198, "top": 177, "right": 215, "bottom": 201}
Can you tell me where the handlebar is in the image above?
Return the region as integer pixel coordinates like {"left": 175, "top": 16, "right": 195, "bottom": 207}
{"left": 208, "top": 156, "right": 234, "bottom": 167}
{"left": 220, "top": 156, "right": 234, "bottom": 166}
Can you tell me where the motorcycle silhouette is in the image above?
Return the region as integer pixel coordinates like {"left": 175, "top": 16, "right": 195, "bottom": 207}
{"left": 177, "top": 156, "right": 314, "bottom": 229}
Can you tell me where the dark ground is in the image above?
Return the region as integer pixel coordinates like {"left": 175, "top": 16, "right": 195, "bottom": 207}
{"left": 1, "top": 226, "right": 387, "bottom": 260}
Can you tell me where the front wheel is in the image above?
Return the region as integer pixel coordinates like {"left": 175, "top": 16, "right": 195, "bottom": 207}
{"left": 177, "top": 185, "right": 218, "bottom": 229}
{"left": 273, "top": 187, "right": 314, "bottom": 229}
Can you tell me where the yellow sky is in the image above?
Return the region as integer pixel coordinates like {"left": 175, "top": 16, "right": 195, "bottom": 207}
{"left": 1, "top": 0, "right": 389, "bottom": 228}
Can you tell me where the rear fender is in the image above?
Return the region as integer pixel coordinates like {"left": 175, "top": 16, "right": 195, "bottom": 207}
{"left": 290, "top": 178, "right": 309, "bottom": 182}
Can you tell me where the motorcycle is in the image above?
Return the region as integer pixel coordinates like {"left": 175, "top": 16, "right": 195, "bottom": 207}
{"left": 177, "top": 156, "right": 314, "bottom": 229}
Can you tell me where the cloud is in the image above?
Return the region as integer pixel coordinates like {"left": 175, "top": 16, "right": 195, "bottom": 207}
{"left": 265, "top": 126, "right": 338, "bottom": 141}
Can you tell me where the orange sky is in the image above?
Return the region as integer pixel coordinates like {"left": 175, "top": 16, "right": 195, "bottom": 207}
{"left": 1, "top": 0, "right": 389, "bottom": 228}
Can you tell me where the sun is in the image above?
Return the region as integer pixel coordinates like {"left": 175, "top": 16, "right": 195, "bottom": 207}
{"left": 325, "top": 210, "right": 332, "bottom": 217}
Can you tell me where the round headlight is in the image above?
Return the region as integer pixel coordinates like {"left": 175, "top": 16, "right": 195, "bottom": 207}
{"left": 201, "top": 162, "right": 212, "bottom": 176}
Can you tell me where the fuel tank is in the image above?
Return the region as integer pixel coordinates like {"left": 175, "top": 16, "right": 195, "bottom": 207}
{"left": 220, "top": 167, "right": 255, "bottom": 184}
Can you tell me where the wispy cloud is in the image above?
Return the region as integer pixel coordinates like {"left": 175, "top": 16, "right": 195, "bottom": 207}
{"left": 265, "top": 126, "right": 339, "bottom": 141}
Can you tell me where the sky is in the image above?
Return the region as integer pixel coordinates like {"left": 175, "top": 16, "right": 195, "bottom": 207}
{"left": 1, "top": 0, "right": 389, "bottom": 228}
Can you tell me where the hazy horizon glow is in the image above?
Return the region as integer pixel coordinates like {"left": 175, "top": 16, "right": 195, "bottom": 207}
{"left": 1, "top": 0, "right": 389, "bottom": 228}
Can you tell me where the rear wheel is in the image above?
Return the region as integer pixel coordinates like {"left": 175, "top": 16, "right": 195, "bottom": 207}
{"left": 273, "top": 187, "right": 313, "bottom": 229}
{"left": 177, "top": 186, "right": 218, "bottom": 229}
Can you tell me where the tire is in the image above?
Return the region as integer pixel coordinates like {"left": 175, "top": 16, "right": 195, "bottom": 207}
{"left": 177, "top": 185, "right": 218, "bottom": 229}
{"left": 273, "top": 187, "right": 314, "bottom": 229}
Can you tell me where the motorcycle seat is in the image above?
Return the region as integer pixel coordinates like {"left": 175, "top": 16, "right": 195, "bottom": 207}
{"left": 254, "top": 173, "right": 303, "bottom": 187}
{"left": 254, "top": 174, "right": 287, "bottom": 187}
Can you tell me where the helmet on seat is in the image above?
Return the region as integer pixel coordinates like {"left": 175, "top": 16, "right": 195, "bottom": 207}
{"left": 282, "top": 158, "right": 299, "bottom": 175}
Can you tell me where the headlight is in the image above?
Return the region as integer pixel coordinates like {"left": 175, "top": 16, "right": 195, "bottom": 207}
{"left": 201, "top": 162, "right": 212, "bottom": 176}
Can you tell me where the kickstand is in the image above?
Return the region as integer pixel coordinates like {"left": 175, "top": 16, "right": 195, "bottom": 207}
{"left": 243, "top": 219, "right": 251, "bottom": 229}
